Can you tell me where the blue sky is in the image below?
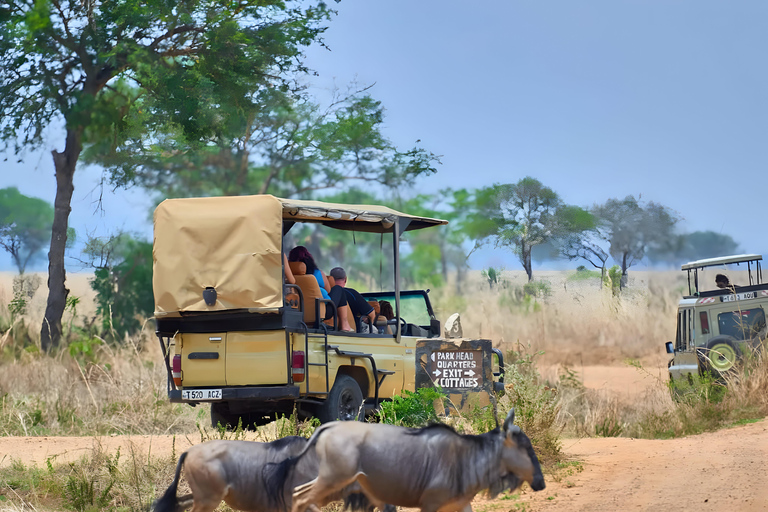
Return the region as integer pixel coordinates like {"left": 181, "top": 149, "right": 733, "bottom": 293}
{"left": 2, "top": 1, "right": 767, "bottom": 272}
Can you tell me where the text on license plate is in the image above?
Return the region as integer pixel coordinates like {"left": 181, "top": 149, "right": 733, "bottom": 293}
{"left": 182, "top": 389, "right": 222, "bottom": 400}
{"left": 722, "top": 292, "right": 757, "bottom": 302}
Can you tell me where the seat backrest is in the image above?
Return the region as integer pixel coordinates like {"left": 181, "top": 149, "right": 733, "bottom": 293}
{"left": 288, "top": 261, "right": 325, "bottom": 325}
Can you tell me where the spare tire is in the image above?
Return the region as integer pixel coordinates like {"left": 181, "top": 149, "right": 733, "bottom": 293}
{"left": 700, "top": 336, "right": 741, "bottom": 377}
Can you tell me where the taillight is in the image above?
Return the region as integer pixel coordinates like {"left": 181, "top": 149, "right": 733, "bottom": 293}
{"left": 291, "top": 351, "right": 305, "bottom": 383}
{"left": 172, "top": 354, "right": 182, "bottom": 387}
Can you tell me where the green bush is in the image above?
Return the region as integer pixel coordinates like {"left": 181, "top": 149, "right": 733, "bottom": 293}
{"left": 498, "top": 280, "right": 551, "bottom": 313}
{"left": 502, "top": 346, "right": 561, "bottom": 463}
{"left": 89, "top": 236, "right": 154, "bottom": 340}
{"left": 606, "top": 265, "right": 622, "bottom": 295}
{"left": 567, "top": 266, "right": 602, "bottom": 282}
{"left": 377, "top": 387, "right": 446, "bottom": 427}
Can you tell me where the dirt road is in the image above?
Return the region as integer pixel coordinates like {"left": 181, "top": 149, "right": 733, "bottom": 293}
{"left": 523, "top": 419, "right": 768, "bottom": 511}
{"left": 2, "top": 419, "right": 767, "bottom": 512}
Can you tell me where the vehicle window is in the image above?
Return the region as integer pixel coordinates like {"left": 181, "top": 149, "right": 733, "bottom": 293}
{"left": 677, "top": 309, "right": 693, "bottom": 350}
{"left": 367, "top": 293, "right": 431, "bottom": 326}
{"left": 699, "top": 311, "right": 710, "bottom": 334}
{"left": 717, "top": 308, "right": 766, "bottom": 340}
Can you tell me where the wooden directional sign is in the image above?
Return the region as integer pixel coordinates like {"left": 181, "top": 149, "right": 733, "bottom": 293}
{"left": 427, "top": 349, "right": 483, "bottom": 389}
{"left": 415, "top": 339, "right": 496, "bottom": 414}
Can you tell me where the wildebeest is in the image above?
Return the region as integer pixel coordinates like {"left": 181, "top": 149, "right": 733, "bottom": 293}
{"left": 153, "top": 436, "right": 392, "bottom": 512}
{"left": 265, "top": 409, "right": 545, "bottom": 512}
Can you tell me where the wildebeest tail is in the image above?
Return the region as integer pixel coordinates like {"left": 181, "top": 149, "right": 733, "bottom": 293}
{"left": 264, "top": 454, "right": 299, "bottom": 511}
{"left": 263, "top": 423, "right": 335, "bottom": 511}
{"left": 152, "top": 451, "right": 187, "bottom": 512}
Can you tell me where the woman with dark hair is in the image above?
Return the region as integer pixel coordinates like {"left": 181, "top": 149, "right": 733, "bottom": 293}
{"left": 288, "top": 246, "right": 330, "bottom": 299}
{"left": 288, "top": 246, "right": 353, "bottom": 331}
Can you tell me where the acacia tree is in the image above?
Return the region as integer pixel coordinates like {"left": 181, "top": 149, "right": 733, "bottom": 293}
{"left": 0, "top": 0, "right": 331, "bottom": 349}
{"left": 593, "top": 196, "right": 678, "bottom": 287}
{"left": 0, "top": 188, "right": 54, "bottom": 274}
{"left": 87, "top": 87, "right": 438, "bottom": 199}
{"left": 556, "top": 206, "right": 608, "bottom": 279}
{"left": 487, "top": 177, "right": 594, "bottom": 282}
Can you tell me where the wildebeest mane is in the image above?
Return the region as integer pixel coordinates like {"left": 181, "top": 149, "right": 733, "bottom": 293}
{"left": 268, "top": 435, "right": 307, "bottom": 450}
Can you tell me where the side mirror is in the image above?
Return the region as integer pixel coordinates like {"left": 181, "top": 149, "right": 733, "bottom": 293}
{"left": 665, "top": 341, "right": 675, "bottom": 354}
{"left": 430, "top": 318, "right": 441, "bottom": 337}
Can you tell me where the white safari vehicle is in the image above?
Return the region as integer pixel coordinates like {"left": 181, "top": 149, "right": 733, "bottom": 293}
{"left": 665, "top": 254, "right": 767, "bottom": 383}
{"left": 153, "top": 195, "right": 504, "bottom": 427}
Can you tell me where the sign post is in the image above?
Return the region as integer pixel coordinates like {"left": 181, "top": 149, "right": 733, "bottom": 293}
{"left": 415, "top": 339, "right": 498, "bottom": 414}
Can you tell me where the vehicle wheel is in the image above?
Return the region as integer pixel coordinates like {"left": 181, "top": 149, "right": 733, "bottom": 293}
{"left": 317, "top": 374, "right": 364, "bottom": 423}
{"left": 702, "top": 337, "right": 741, "bottom": 376}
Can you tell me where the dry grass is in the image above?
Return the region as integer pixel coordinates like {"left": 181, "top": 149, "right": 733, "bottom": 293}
{"left": 431, "top": 269, "right": 682, "bottom": 367}
{"left": 3, "top": 266, "right": 768, "bottom": 509}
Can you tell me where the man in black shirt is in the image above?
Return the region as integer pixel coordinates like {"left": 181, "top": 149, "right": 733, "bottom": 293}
{"left": 329, "top": 267, "right": 376, "bottom": 330}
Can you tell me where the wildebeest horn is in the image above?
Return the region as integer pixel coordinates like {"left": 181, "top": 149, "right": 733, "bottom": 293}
{"left": 502, "top": 408, "right": 515, "bottom": 432}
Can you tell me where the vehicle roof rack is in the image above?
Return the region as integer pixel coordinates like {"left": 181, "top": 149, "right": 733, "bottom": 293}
{"left": 681, "top": 254, "right": 762, "bottom": 270}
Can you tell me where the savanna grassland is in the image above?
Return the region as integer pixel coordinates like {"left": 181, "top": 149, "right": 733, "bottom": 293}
{"left": 2, "top": 269, "right": 768, "bottom": 511}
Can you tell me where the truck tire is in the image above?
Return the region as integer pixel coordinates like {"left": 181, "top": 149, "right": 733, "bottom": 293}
{"left": 700, "top": 336, "right": 741, "bottom": 377}
{"left": 317, "top": 374, "right": 364, "bottom": 423}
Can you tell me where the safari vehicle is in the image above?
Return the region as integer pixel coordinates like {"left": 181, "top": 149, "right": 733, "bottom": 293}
{"left": 153, "top": 195, "right": 504, "bottom": 427}
{"left": 665, "top": 254, "right": 767, "bottom": 383}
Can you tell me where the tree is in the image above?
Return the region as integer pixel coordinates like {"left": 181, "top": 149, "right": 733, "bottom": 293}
{"left": 647, "top": 230, "right": 740, "bottom": 265}
{"left": 0, "top": 0, "right": 332, "bottom": 349}
{"left": 486, "top": 177, "right": 587, "bottom": 282}
{"left": 0, "top": 188, "right": 54, "bottom": 274}
{"left": 86, "top": 234, "right": 153, "bottom": 339}
{"left": 89, "top": 88, "right": 438, "bottom": 200}
{"left": 555, "top": 207, "right": 609, "bottom": 279}
{"left": 593, "top": 196, "right": 678, "bottom": 287}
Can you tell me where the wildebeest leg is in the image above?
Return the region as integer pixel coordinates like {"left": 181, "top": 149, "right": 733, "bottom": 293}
{"left": 292, "top": 474, "right": 363, "bottom": 512}
{"left": 352, "top": 473, "right": 390, "bottom": 511}
{"left": 185, "top": 469, "right": 228, "bottom": 512}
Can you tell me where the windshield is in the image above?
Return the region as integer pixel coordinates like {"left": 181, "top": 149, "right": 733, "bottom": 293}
{"left": 717, "top": 308, "right": 766, "bottom": 340}
{"left": 365, "top": 293, "right": 432, "bottom": 326}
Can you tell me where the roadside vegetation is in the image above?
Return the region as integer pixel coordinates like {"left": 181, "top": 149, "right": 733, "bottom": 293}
{"left": 2, "top": 270, "right": 768, "bottom": 510}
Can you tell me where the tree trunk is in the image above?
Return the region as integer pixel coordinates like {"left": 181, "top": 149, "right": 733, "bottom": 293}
{"left": 522, "top": 244, "right": 533, "bottom": 282}
{"left": 41, "top": 129, "right": 81, "bottom": 350}
{"left": 620, "top": 252, "right": 629, "bottom": 290}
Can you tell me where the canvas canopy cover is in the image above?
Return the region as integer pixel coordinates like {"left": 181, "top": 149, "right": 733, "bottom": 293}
{"left": 153, "top": 195, "right": 447, "bottom": 315}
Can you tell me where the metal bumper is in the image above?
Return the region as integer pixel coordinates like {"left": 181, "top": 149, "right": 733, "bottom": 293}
{"left": 169, "top": 385, "right": 300, "bottom": 403}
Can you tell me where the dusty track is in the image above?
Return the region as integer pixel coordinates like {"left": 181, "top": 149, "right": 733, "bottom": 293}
{"left": 2, "top": 419, "right": 767, "bottom": 511}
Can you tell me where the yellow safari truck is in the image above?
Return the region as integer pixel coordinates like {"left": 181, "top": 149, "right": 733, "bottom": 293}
{"left": 154, "top": 195, "right": 504, "bottom": 427}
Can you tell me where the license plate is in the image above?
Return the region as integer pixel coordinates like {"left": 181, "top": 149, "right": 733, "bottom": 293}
{"left": 722, "top": 292, "right": 757, "bottom": 302}
{"left": 181, "top": 389, "right": 222, "bottom": 400}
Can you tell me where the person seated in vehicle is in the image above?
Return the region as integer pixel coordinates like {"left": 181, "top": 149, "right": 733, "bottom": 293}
{"left": 283, "top": 253, "right": 295, "bottom": 284}
{"left": 288, "top": 246, "right": 354, "bottom": 331}
{"left": 329, "top": 267, "right": 376, "bottom": 332}
{"left": 715, "top": 274, "right": 731, "bottom": 289}
{"left": 377, "top": 300, "right": 395, "bottom": 334}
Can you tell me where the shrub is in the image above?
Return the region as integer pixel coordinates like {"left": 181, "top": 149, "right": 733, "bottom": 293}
{"left": 89, "top": 236, "right": 154, "bottom": 340}
{"left": 501, "top": 345, "right": 561, "bottom": 463}
{"left": 567, "top": 266, "right": 602, "bottom": 282}
{"left": 377, "top": 387, "right": 446, "bottom": 427}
